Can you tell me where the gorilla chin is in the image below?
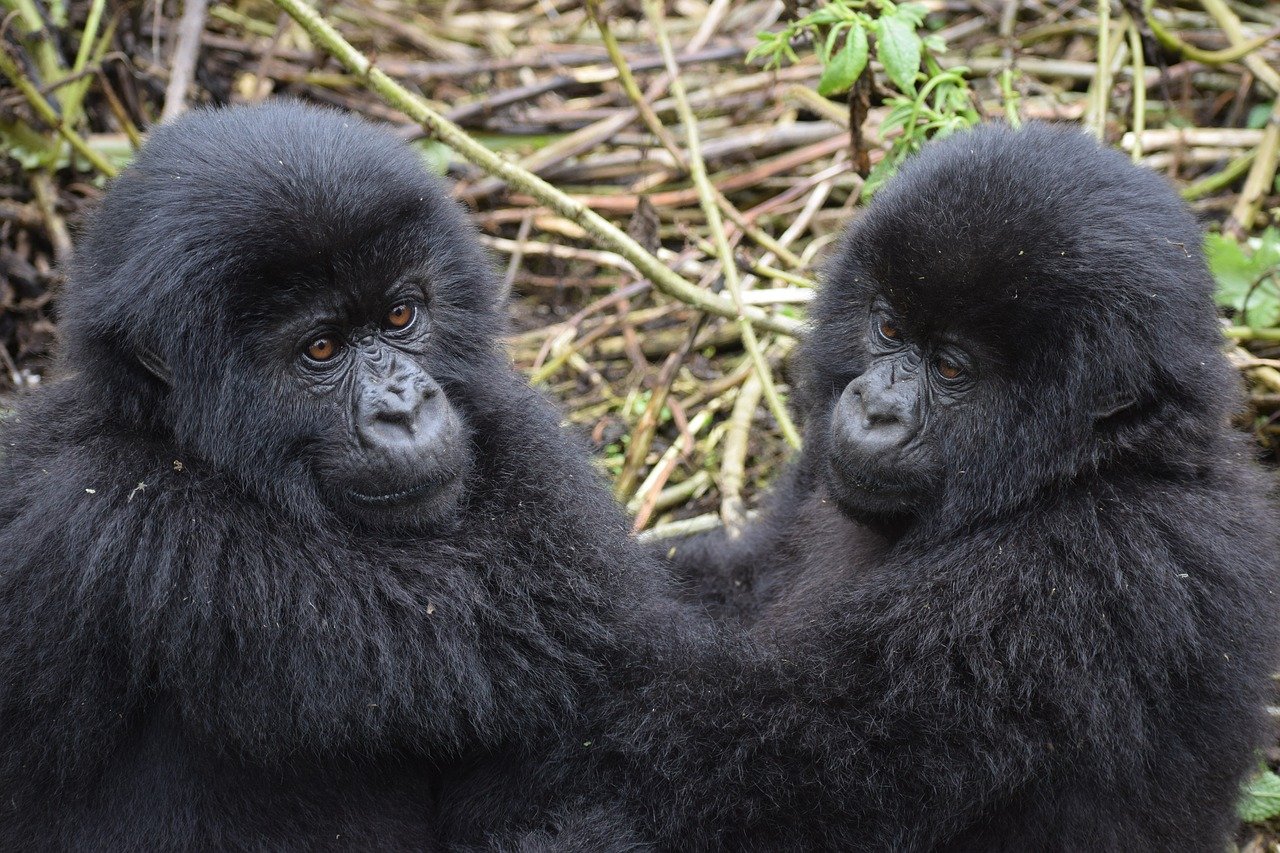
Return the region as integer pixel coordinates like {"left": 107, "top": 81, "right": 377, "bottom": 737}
{"left": 322, "top": 412, "right": 473, "bottom": 530}
{"left": 823, "top": 458, "right": 917, "bottom": 528}
{"left": 338, "top": 460, "right": 470, "bottom": 529}
{"left": 823, "top": 435, "right": 933, "bottom": 530}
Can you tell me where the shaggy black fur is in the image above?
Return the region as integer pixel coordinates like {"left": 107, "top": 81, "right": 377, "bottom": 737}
{"left": 478, "top": 123, "right": 1280, "bottom": 851}
{"left": 0, "top": 102, "right": 665, "bottom": 849}
{"left": 647, "top": 122, "right": 1280, "bottom": 850}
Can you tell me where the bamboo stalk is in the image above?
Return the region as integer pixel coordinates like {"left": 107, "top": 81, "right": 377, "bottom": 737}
{"left": 643, "top": 0, "right": 801, "bottom": 449}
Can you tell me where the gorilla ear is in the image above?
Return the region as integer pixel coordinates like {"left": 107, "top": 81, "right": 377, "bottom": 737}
{"left": 1095, "top": 393, "right": 1138, "bottom": 426}
{"left": 135, "top": 345, "right": 174, "bottom": 388}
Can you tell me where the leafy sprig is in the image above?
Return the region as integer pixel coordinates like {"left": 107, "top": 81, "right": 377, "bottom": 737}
{"left": 748, "top": 0, "right": 979, "bottom": 197}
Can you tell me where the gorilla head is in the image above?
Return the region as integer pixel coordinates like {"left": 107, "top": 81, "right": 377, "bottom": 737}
{"left": 802, "top": 123, "right": 1234, "bottom": 533}
{"left": 65, "top": 102, "right": 492, "bottom": 529}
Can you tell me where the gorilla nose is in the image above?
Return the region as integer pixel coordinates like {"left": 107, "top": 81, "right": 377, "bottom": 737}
{"left": 838, "top": 379, "right": 915, "bottom": 451}
{"left": 359, "top": 379, "right": 440, "bottom": 450}
{"left": 374, "top": 383, "right": 421, "bottom": 424}
{"left": 857, "top": 389, "right": 902, "bottom": 427}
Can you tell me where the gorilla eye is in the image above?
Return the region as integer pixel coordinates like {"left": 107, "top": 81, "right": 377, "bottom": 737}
{"left": 386, "top": 303, "right": 416, "bottom": 330}
{"left": 878, "top": 320, "right": 901, "bottom": 341}
{"left": 935, "top": 356, "right": 964, "bottom": 381}
{"left": 306, "top": 337, "right": 340, "bottom": 362}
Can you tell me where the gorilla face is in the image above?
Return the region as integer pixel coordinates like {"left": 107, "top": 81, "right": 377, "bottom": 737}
{"left": 275, "top": 276, "right": 471, "bottom": 529}
{"left": 60, "top": 101, "right": 505, "bottom": 535}
{"left": 806, "top": 123, "right": 1231, "bottom": 537}
{"left": 822, "top": 299, "right": 974, "bottom": 527}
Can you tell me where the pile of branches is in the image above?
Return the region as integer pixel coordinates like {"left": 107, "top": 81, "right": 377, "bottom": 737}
{"left": 2, "top": 0, "right": 1279, "bottom": 541}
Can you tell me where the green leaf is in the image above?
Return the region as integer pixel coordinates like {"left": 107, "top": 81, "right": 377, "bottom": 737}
{"left": 746, "top": 31, "right": 782, "bottom": 66}
{"left": 1240, "top": 769, "right": 1280, "bottom": 823}
{"left": 414, "top": 139, "right": 453, "bottom": 175}
{"left": 799, "top": 5, "right": 849, "bottom": 27}
{"left": 881, "top": 97, "right": 916, "bottom": 135}
{"left": 1246, "top": 102, "right": 1274, "bottom": 130}
{"left": 1208, "top": 232, "right": 1280, "bottom": 328}
{"left": 861, "top": 149, "right": 906, "bottom": 200}
{"left": 818, "top": 24, "right": 869, "bottom": 97}
{"left": 1208, "top": 233, "right": 1255, "bottom": 305}
{"left": 896, "top": 2, "right": 929, "bottom": 25}
{"left": 922, "top": 34, "right": 947, "bottom": 53}
{"left": 822, "top": 22, "right": 848, "bottom": 63}
{"left": 877, "top": 13, "right": 923, "bottom": 93}
{"left": 1258, "top": 226, "right": 1280, "bottom": 267}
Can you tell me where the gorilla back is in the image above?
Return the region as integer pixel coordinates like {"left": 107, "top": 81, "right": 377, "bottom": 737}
{"left": 651, "top": 124, "right": 1280, "bottom": 851}
{"left": 0, "top": 102, "right": 652, "bottom": 849}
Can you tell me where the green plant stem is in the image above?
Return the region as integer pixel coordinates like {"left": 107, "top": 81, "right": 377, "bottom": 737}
{"left": 3, "top": 0, "right": 63, "bottom": 82}
{"left": 638, "top": 512, "right": 723, "bottom": 542}
{"left": 269, "top": 0, "right": 798, "bottom": 337}
{"left": 1143, "top": 0, "right": 1278, "bottom": 64}
{"left": 999, "top": 69, "right": 1021, "bottom": 127}
{"left": 1226, "top": 326, "right": 1280, "bottom": 341}
{"left": 69, "top": 0, "right": 105, "bottom": 76}
{"left": 719, "top": 370, "right": 763, "bottom": 532}
{"left": 60, "top": 0, "right": 113, "bottom": 138}
{"left": 1195, "top": 0, "right": 1280, "bottom": 234}
{"left": 585, "top": 0, "right": 803, "bottom": 269}
{"left": 907, "top": 70, "right": 965, "bottom": 132}
{"left": 1126, "top": 17, "right": 1145, "bottom": 162}
{"left": 644, "top": 0, "right": 801, "bottom": 449}
{"left": 751, "top": 262, "right": 815, "bottom": 289}
{"left": 1199, "top": 0, "right": 1280, "bottom": 92}
{"left": 1181, "top": 149, "right": 1256, "bottom": 200}
{"left": 998, "top": 0, "right": 1021, "bottom": 127}
{"left": 1092, "top": 0, "right": 1110, "bottom": 140}
{"left": 0, "top": 45, "right": 117, "bottom": 176}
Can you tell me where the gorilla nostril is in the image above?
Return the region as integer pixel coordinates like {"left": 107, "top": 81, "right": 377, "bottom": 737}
{"left": 366, "top": 387, "right": 424, "bottom": 432}
{"left": 375, "top": 407, "right": 415, "bottom": 427}
{"left": 856, "top": 392, "right": 899, "bottom": 426}
{"left": 865, "top": 408, "right": 900, "bottom": 427}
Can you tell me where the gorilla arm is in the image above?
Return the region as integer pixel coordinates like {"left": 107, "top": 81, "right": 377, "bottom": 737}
{"left": 656, "top": 466, "right": 808, "bottom": 623}
{"left": 0, "top": 413, "right": 158, "bottom": 797}
{"left": 614, "top": 505, "right": 1202, "bottom": 851}
{"left": 658, "top": 455, "right": 893, "bottom": 624}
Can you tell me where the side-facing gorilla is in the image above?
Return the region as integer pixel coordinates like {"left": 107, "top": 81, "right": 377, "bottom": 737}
{"left": 469, "top": 124, "right": 1280, "bottom": 851}
{"left": 0, "top": 102, "right": 670, "bottom": 848}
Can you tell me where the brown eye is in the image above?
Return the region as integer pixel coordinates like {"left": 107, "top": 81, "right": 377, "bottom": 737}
{"left": 879, "top": 320, "right": 900, "bottom": 340}
{"left": 386, "top": 303, "right": 415, "bottom": 329}
{"left": 306, "top": 337, "right": 339, "bottom": 362}
{"left": 936, "top": 356, "right": 964, "bottom": 380}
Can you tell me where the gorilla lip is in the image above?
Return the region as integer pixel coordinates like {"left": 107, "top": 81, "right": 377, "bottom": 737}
{"left": 346, "top": 469, "right": 458, "bottom": 507}
{"left": 829, "top": 455, "right": 914, "bottom": 496}
{"left": 847, "top": 473, "right": 896, "bottom": 494}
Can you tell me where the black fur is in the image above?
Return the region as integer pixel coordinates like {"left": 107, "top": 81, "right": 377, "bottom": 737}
{"left": 0, "top": 102, "right": 664, "bottom": 850}
{"left": 500, "top": 123, "right": 1280, "bottom": 851}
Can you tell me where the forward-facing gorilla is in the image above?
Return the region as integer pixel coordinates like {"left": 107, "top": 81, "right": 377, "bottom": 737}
{"left": 0, "top": 101, "right": 669, "bottom": 848}
{"left": 470, "top": 124, "right": 1280, "bottom": 851}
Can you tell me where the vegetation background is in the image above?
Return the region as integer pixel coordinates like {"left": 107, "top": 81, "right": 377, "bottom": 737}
{"left": 1, "top": 0, "right": 1278, "bottom": 843}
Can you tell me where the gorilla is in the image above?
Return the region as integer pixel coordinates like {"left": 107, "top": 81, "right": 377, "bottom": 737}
{"left": 469, "top": 124, "right": 1280, "bottom": 851}
{"left": 655, "top": 122, "right": 1280, "bottom": 850}
{"left": 0, "top": 101, "right": 667, "bottom": 849}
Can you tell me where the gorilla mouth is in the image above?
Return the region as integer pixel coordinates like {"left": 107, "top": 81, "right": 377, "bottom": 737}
{"left": 346, "top": 469, "right": 459, "bottom": 508}
{"left": 847, "top": 474, "right": 898, "bottom": 494}
{"left": 823, "top": 453, "right": 927, "bottom": 528}
{"left": 840, "top": 467, "right": 916, "bottom": 496}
